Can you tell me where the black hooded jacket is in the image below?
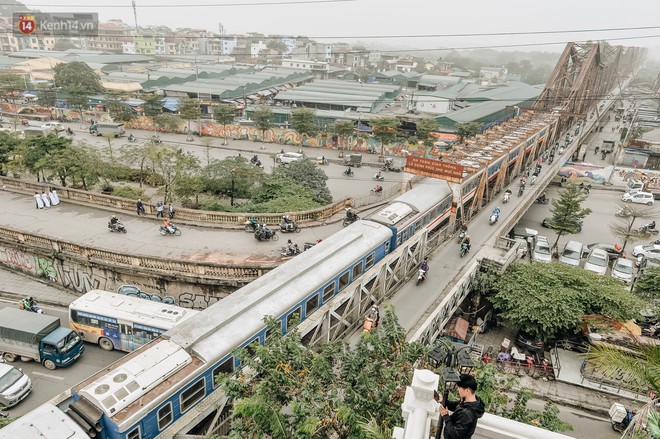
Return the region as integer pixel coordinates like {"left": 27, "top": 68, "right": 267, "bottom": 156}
{"left": 442, "top": 396, "right": 485, "bottom": 439}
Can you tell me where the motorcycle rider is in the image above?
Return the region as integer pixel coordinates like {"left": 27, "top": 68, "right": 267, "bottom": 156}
{"left": 373, "top": 185, "right": 383, "bottom": 193}
{"left": 491, "top": 207, "right": 501, "bottom": 221}
{"left": 66, "top": 127, "right": 74, "bottom": 135}
{"left": 22, "top": 296, "right": 35, "bottom": 311}
{"left": 110, "top": 215, "right": 119, "bottom": 227}
{"left": 163, "top": 218, "right": 175, "bottom": 234}
{"left": 374, "top": 171, "right": 383, "bottom": 180}
{"left": 503, "top": 189, "right": 512, "bottom": 202}
{"left": 419, "top": 257, "right": 429, "bottom": 274}
{"left": 128, "top": 133, "right": 136, "bottom": 142}
{"left": 345, "top": 167, "right": 353, "bottom": 176}
{"left": 538, "top": 192, "right": 548, "bottom": 203}
{"left": 346, "top": 207, "right": 357, "bottom": 222}
{"left": 463, "top": 235, "right": 471, "bottom": 249}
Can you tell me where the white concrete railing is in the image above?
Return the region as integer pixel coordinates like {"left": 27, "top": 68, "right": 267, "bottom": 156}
{"left": 393, "top": 369, "right": 576, "bottom": 439}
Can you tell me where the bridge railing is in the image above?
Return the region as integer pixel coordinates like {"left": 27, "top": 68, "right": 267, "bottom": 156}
{"left": 0, "top": 224, "right": 273, "bottom": 281}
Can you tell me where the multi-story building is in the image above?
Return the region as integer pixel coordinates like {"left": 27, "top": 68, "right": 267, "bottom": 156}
{"left": 85, "top": 20, "right": 130, "bottom": 53}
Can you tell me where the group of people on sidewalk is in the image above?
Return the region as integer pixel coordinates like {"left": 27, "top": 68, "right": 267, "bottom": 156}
{"left": 136, "top": 199, "right": 175, "bottom": 219}
{"left": 34, "top": 188, "right": 60, "bottom": 209}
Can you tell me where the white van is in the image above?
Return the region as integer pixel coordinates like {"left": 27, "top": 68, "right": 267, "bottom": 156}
{"left": 0, "top": 363, "right": 32, "bottom": 407}
{"left": 559, "top": 240, "right": 584, "bottom": 266}
{"left": 90, "top": 122, "right": 125, "bottom": 137}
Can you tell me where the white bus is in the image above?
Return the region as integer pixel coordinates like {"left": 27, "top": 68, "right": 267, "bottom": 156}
{"left": 69, "top": 289, "right": 198, "bottom": 352}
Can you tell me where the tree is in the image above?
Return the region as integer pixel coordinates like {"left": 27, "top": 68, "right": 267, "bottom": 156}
{"left": 22, "top": 134, "right": 72, "bottom": 182}
{"left": 273, "top": 158, "right": 332, "bottom": 204}
{"left": 36, "top": 87, "right": 57, "bottom": 109}
{"left": 488, "top": 263, "right": 645, "bottom": 341}
{"left": 153, "top": 113, "right": 182, "bottom": 133}
{"left": 0, "top": 131, "right": 22, "bottom": 176}
{"left": 609, "top": 203, "right": 658, "bottom": 252}
{"left": 455, "top": 122, "right": 481, "bottom": 143}
{"left": 291, "top": 107, "right": 317, "bottom": 136}
{"left": 217, "top": 308, "right": 426, "bottom": 438}
{"left": 332, "top": 120, "right": 355, "bottom": 151}
{"left": 141, "top": 93, "right": 164, "bottom": 117}
{"left": 545, "top": 184, "right": 592, "bottom": 252}
{"left": 178, "top": 97, "right": 200, "bottom": 141}
{"left": 106, "top": 96, "right": 135, "bottom": 123}
{"left": 634, "top": 266, "right": 660, "bottom": 304}
{"left": 53, "top": 62, "right": 103, "bottom": 123}
{"left": 202, "top": 156, "right": 261, "bottom": 206}
{"left": 249, "top": 174, "right": 322, "bottom": 213}
{"left": 44, "top": 143, "right": 102, "bottom": 189}
{"left": 252, "top": 106, "right": 273, "bottom": 150}
{"left": 53, "top": 39, "right": 76, "bottom": 51}
{"left": 119, "top": 143, "right": 156, "bottom": 188}
{"left": 0, "top": 72, "right": 25, "bottom": 104}
{"left": 416, "top": 117, "right": 440, "bottom": 156}
{"left": 148, "top": 146, "right": 200, "bottom": 203}
{"left": 371, "top": 117, "right": 399, "bottom": 156}
{"left": 213, "top": 105, "right": 237, "bottom": 145}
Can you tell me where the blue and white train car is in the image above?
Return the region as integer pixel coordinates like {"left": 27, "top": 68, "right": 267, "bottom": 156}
{"left": 61, "top": 221, "right": 394, "bottom": 439}
{"left": 366, "top": 179, "right": 453, "bottom": 250}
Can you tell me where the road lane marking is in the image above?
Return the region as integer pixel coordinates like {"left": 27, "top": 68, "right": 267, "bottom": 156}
{"left": 31, "top": 372, "right": 65, "bottom": 380}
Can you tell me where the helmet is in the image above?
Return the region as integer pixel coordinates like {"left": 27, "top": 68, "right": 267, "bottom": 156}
{"left": 496, "top": 207, "right": 500, "bottom": 210}
{"left": 112, "top": 215, "right": 117, "bottom": 219}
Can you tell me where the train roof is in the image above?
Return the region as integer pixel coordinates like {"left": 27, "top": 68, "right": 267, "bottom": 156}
{"left": 393, "top": 179, "right": 452, "bottom": 211}
{"left": 70, "top": 290, "right": 198, "bottom": 329}
{"left": 167, "top": 220, "right": 393, "bottom": 363}
{"left": 367, "top": 179, "right": 452, "bottom": 227}
{"left": 0, "top": 403, "right": 89, "bottom": 439}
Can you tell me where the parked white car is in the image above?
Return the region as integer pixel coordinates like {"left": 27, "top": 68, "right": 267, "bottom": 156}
{"left": 0, "top": 363, "right": 32, "bottom": 408}
{"left": 559, "top": 240, "right": 584, "bottom": 267}
{"left": 584, "top": 248, "right": 609, "bottom": 275}
{"left": 632, "top": 244, "right": 660, "bottom": 259}
{"left": 611, "top": 258, "right": 633, "bottom": 283}
{"left": 276, "top": 152, "right": 304, "bottom": 165}
{"left": 532, "top": 236, "right": 552, "bottom": 263}
{"left": 621, "top": 191, "right": 654, "bottom": 206}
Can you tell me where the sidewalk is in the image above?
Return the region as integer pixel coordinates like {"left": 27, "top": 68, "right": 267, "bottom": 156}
{"left": 0, "top": 266, "right": 79, "bottom": 308}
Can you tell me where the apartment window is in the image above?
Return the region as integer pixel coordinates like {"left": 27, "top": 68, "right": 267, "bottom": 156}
{"left": 180, "top": 379, "right": 206, "bottom": 412}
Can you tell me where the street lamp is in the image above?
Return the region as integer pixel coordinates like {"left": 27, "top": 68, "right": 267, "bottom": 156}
{"left": 427, "top": 337, "right": 475, "bottom": 439}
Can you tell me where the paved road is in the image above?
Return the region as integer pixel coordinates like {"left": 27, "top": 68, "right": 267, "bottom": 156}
{"left": 0, "top": 301, "right": 124, "bottom": 418}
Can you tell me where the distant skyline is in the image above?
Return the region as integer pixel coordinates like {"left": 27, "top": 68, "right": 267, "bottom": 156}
{"left": 18, "top": 0, "right": 660, "bottom": 56}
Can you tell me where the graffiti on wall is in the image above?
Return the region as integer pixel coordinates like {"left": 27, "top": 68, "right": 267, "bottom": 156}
{"left": 35, "top": 256, "right": 57, "bottom": 281}
{"left": 554, "top": 162, "right": 608, "bottom": 184}
{"left": 60, "top": 265, "right": 107, "bottom": 293}
{"left": 0, "top": 246, "right": 34, "bottom": 271}
{"left": 179, "top": 292, "right": 222, "bottom": 309}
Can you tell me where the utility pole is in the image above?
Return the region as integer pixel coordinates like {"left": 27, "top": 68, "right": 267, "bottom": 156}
{"left": 132, "top": 0, "right": 139, "bottom": 32}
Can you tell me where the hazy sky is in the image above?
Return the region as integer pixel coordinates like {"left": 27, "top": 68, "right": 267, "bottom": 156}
{"left": 19, "top": 0, "right": 660, "bottom": 54}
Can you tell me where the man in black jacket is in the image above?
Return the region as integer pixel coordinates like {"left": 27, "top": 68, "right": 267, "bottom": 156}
{"left": 436, "top": 374, "right": 485, "bottom": 439}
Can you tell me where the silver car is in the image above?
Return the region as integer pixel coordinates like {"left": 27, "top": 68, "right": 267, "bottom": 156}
{"left": 0, "top": 363, "right": 32, "bottom": 408}
{"left": 533, "top": 236, "right": 552, "bottom": 263}
{"left": 611, "top": 258, "right": 633, "bottom": 283}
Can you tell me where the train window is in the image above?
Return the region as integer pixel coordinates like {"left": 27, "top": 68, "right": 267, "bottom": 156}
{"left": 157, "top": 403, "right": 173, "bottom": 430}
{"left": 414, "top": 220, "right": 423, "bottom": 233}
{"left": 265, "top": 320, "right": 283, "bottom": 340}
{"left": 338, "top": 271, "right": 350, "bottom": 291}
{"left": 396, "top": 233, "right": 403, "bottom": 246}
{"left": 352, "top": 261, "right": 363, "bottom": 279}
{"left": 212, "top": 357, "right": 234, "bottom": 388}
{"left": 287, "top": 308, "right": 301, "bottom": 329}
{"left": 365, "top": 252, "right": 375, "bottom": 270}
{"left": 423, "top": 214, "right": 430, "bottom": 225}
{"left": 180, "top": 378, "right": 206, "bottom": 412}
{"left": 245, "top": 338, "right": 260, "bottom": 357}
{"left": 322, "top": 283, "right": 335, "bottom": 303}
{"left": 306, "top": 295, "right": 319, "bottom": 316}
{"left": 384, "top": 241, "right": 390, "bottom": 253}
{"left": 127, "top": 426, "right": 141, "bottom": 439}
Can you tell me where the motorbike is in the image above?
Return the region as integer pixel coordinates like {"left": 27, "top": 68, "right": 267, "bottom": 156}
{"left": 609, "top": 404, "right": 633, "bottom": 433}
{"left": 503, "top": 190, "right": 511, "bottom": 204}
{"left": 245, "top": 219, "right": 261, "bottom": 232}
{"left": 343, "top": 212, "right": 359, "bottom": 227}
{"left": 281, "top": 245, "right": 301, "bottom": 257}
{"left": 530, "top": 175, "right": 537, "bottom": 186}
{"left": 639, "top": 224, "right": 659, "bottom": 235}
{"left": 518, "top": 186, "right": 525, "bottom": 197}
{"left": 66, "top": 128, "right": 75, "bottom": 136}
{"left": 535, "top": 195, "right": 549, "bottom": 204}
{"left": 159, "top": 224, "right": 181, "bottom": 236}
{"left": 460, "top": 242, "right": 470, "bottom": 258}
{"left": 615, "top": 207, "right": 631, "bottom": 217}
{"left": 489, "top": 213, "right": 499, "bottom": 226}
{"left": 371, "top": 185, "right": 383, "bottom": 194}
{"left": 127, "top": 135, "right": 138, "bottom": 143}
{"left": 151, "top": 136, "right": 163, "bottom": 144}
{"left": 255, "top": 227, "right": 278, "bottom": 241}
{"left": 342, "top": 168, "right": 354, "bottom": 177}
{"left": 280, "top": 221, "right": 301, "bottom": 233}
{"left": 416, "top": 268, "right": 427, "bottom": 286}
{"left": 372, "top": 173, "right": 384, "bottom": 181}
{"left": 19, "top": 299, "right": 43, "bottom": 314}
{"left": 108, "top": 220, "right": 127, "bottom": 234}
{"left": 457, "top": 229, "right": 466, "bottom": 243}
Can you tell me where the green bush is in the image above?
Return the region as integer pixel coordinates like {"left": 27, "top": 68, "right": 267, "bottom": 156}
{"left": 200, "top": 200, "right": 233, "bottom": 211}
{"left": 112, "top": 186, "right": 148, "bottom": 200}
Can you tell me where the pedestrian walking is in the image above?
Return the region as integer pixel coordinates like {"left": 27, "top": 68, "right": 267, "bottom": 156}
{"left": 41, "top": 191, "right": 51, "bottom": 208}
{"left": 137, "top": 198, "right": 145, "bottom": 215}
{"left": 168, "top": 203, "right": 175, "bottom": 219}
{"left": 156, "top": 201, "right": 164, "bottom": 218}
{"left": 48, "top": 188, "right": 59, "bottom": 206}
{"left": 34, "top": 192, "right": 44, "bottom": 209}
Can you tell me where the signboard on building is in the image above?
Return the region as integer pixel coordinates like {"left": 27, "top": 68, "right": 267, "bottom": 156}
{"left": 405, "top": 156, "right": 464, "bottom": 183}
